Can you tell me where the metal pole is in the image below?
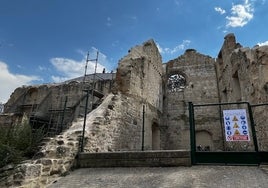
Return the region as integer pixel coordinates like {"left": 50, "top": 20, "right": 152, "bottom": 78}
{"left": 247, "top": 102, "right": 259, "bottom": 152}
{"left": 91, "top": 51, "right": 99, "bottom": 111}
{"left": 142, "top": 105, "right": 145, "bottom": 151}
{"left": 218, "top": 104, "right": 226, "bottom": 151}
{"left": 189, "top": 102, "right": 196, "bottom": 165}
{"left": 80, "top": 90, "right": 89, "bottom": 152}
{"left": 83, "top": 52, "right": 90, "bottom": 83}
{"left": 80, "top": 51, "right": 99, "bottom": 152}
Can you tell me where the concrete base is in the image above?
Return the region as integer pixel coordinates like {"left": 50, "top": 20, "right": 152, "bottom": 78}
{"left": 76, "top": 150, "right": 191, "bottom": 168}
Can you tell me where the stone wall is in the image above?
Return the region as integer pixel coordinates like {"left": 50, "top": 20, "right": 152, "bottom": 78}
{"left": 0, "top": 87, "right": 163, "bottom": 187}
{"left": 116, "top": 40, "right": 163, "bottom": 108}
{"left": 0, "top": 40, "right": 164, "bottom": 187}
{"left": 216, "top": 33, "right": 268, "bottom": 150}
{"left": 163, "top": 49, "right": 219, "bottom": 150}
{"left": 0, "top": 124, "right": 81, "bottom": 187}
{"left": 1, "top": 77, "right": 114, "bottom": 135}
{"left": 115, "top": 39, "right": 163, "bottom": 150}
{"left": 217, "top": 33, "right": 268, "bottom": 103}
{"left": 82, "top": 93, "right": 143, "bottom": 152}
{"left": 1, "top": 92, "right": 140, "bottom": 187}
{"left": 1, "top": 34, "right": 268, "bottom": 187}
{"left": 77, "top": 150, "right": 191, "bottom": 167}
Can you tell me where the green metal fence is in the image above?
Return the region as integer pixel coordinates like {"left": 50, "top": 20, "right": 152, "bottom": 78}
{"left": 189, "top": 101, "right": 266, "bottom": 165}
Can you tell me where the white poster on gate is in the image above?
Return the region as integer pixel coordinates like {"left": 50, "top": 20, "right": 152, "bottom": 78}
{"left": 223, "top": 109, "right": 250, "bottom": 142}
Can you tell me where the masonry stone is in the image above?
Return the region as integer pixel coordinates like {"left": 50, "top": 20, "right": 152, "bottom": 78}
{"left": 0, "top": 34, "right": 267, "bottom": 187}
{"left": 216, "top": 34, "right": 268, "bottom": 151}
{"left": 162, "top": 49, "right": 218, "bottom": 150}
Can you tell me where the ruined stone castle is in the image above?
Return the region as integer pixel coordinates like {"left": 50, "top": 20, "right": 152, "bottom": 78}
{"left": 2, "top": 33, "right": 267, "bottom": 150}
{"left": 0, "top": 33, "right": 268, "bottom": 187}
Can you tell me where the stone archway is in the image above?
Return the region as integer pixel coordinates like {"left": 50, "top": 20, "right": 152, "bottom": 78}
{"left": 196, "top": 130, "right": 213, "bottom": 151}
{"left": 152, "top": 122, "right": 160, "bottom": 150}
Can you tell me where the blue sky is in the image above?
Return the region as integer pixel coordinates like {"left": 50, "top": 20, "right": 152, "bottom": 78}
{"left": 0, "top": 0, "right": 268, "bottom": 103}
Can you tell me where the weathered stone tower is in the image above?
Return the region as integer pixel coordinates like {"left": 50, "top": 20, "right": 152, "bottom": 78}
{"left": 114, "top": 39, "right": 163, "bottom": 150}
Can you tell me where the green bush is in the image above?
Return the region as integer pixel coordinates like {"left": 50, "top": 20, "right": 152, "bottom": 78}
{"left": 0, "top": 144, "right": 22, "bottom": 168}
{"left": 0, "top": 117, "right": 45, "bottom": 168}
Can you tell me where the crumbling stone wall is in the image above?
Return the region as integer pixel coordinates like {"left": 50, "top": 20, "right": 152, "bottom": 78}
{"left": 82, "top": 93, "right": 143, "bottom": 152}
{"left": 1, "top": 91, "right": 141, "bottom": 187}
{"left": 0, "top": 40, "right": 164, "bottom": 187}
{"left": 217, "top": 33, "right": 268, "bottom": 103}
{"left": 0, "top": 123, "right": 81, "bottom": 187}
{"left": 115, "top": 39, "right": 163, "bottom": 150}
{"left": 163, "top": 49, "right": 220, "bottom": 150}
{"left": 1, "top": 77, "right": 114, "bottom": 135}
{"left": 116, "top": 40, "right": 163, "bottom": 108}
{"left": 1, "top": 35, "right": 268, "bottom": 187}
{"left": 216, "top": 33, "right": 268, "bottom": 150}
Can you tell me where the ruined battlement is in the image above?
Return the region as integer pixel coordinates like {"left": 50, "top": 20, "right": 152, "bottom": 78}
{"left": 116, "top": 39, "right": 163, "bottom": 110}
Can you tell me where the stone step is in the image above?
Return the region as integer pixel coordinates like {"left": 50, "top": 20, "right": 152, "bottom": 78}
{"left": 76, "top": 150, "right": 191, "bottom": 168}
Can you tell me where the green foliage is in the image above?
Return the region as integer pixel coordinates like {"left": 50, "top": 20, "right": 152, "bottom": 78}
{"left": 0, "top": 144, "right": 22, "bottom": 168}
{"left": 0, "top": 117, "right": 45, "bottom": 168}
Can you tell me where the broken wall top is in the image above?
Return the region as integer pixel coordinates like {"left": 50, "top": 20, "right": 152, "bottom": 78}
{"left": 216, "top": 33, "right": 268, "bottom": 103}
{"left": 164, "top": 48, "right": 215, "bottom": 76}
{"left": 115, "top": 39, "right": 163, "bottom": 109}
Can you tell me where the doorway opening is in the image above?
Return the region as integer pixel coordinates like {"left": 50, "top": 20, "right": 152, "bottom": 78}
{"left": 152, "top": 122, "right": 160, "bottom": 150}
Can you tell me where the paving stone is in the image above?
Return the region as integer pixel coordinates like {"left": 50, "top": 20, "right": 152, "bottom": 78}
{"left": 48, "top": 166, "right": 268, "bottom": 188}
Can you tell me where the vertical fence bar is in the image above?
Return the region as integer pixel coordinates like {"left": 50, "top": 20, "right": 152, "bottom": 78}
{"left": 189, "top": 102, "right": 196, "bottom": 165}
{"left": 80, "top": 90, "right": 89, "bottom": 152}
{"left": 218, "top": 104, "right": 226, "bottom": 151}
{"left": 247, "top": 103, "right": 259, "bottom": 153}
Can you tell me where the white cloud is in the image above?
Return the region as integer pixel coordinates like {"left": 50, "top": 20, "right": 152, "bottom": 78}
{"left": 226, "top": 0, "right": 254, "bottom": 27}
{"left": 0, "top": 40, "right": 14, "bottom": 48}
{"left": 106, "top": 17, "right": 112, "bottom": 27}
{"left": 215, "top": 7, "right": 226, "bottom": 15}
{"left": 38, "top": 65, "right": 47, "bottom": 71}
{"left": 0, "top": 61, "right": 40, "bottom": 103}
{"left": 131, "top": 16, "right": 137, "bottom": 20}
{"left": 156, "top": 40, "right": 191, "bottom": 55}
{"left": 50, "top": 58, "right": 85, "bottom": 78}
{"left": 174, "top": 0, "right": 181, "bottom": 7}
{"left": 51, "top": 76, "right": 70, "bottom": 83}
{"left": 261, "top": 0, "right": 266, "bottom": 5}
{"left": 257, "top": 41, "right": 268, "bottom": 46}
{"left": 50, "top": 49, "right": 107, "bottom": 83}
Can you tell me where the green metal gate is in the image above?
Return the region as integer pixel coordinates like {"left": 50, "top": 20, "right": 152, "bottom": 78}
{"left": 251, "top": 103, "right": 268, "bottom": 164}
{"left": 189, "top": 101, "right": 260, "bottom": 165}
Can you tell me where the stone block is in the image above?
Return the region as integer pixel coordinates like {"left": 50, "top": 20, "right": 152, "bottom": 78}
{"left": 77, "top": 150, "right": 191, "bottom": 168}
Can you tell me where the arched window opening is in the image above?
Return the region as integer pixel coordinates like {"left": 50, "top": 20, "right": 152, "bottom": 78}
{"left": 232, "top": 71, "right": 241, "bottom": 101}
{"left": 167, "top": 74, "right": 186, "bottom": 92}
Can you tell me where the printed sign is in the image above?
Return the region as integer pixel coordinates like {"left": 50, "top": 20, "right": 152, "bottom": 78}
{"left": 223, "top": 109, "right": 250, "bottom": 141}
